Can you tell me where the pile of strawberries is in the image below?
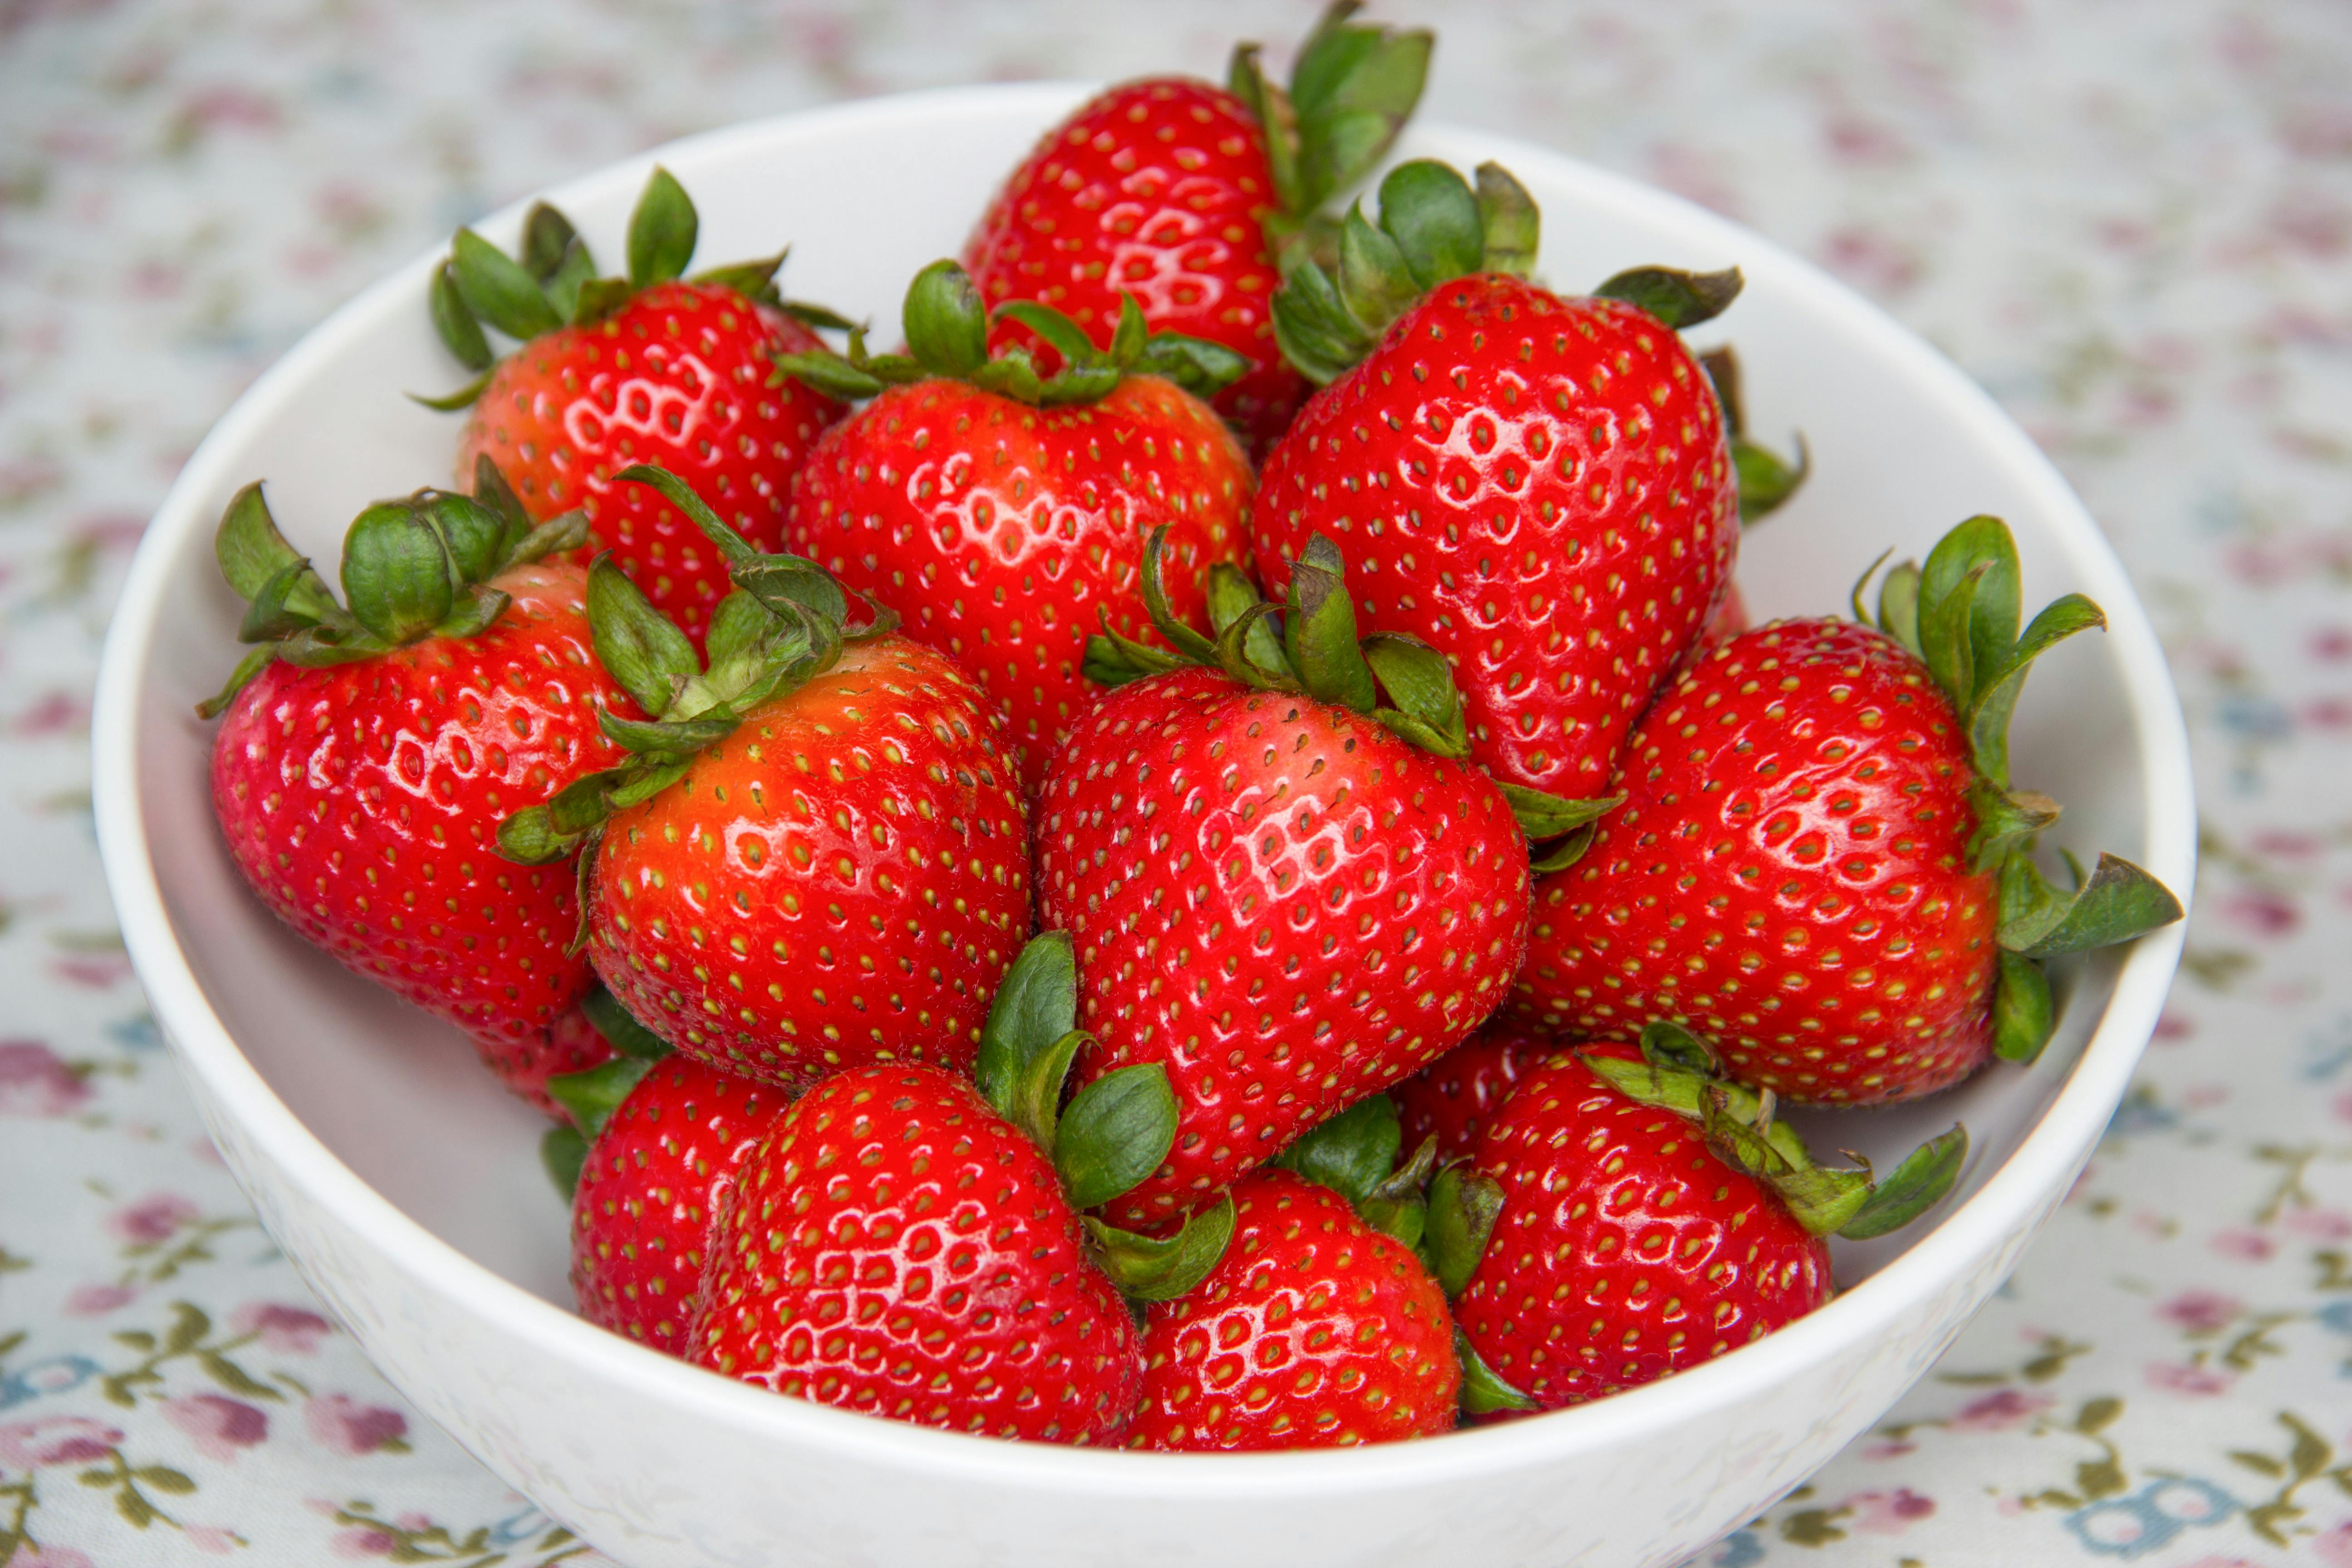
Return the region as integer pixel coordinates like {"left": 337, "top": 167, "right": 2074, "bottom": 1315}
{"left": 196, "top": 5, "right": 2181, "bottom": 1451}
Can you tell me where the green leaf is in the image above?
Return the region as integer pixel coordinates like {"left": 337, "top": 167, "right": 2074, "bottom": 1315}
{"left": 973, "top": 931, "right": 1082, "bottom": 1147}
{"left": 1374, "top": 160, "right": 1485, "bottom": 290}
{"left": 1205, "top": 563, "right": 1285, "bottom": 670}
{"left": 164, "top": 1301, "right": 211, "bottom": 1353}
{"left": 1287, "top": 3, "right": 1432, "bottom": 213}
{"left": 1916, "top": 559, "right": 1986, "bottom": 711}
{"left": 902, "top": 259, "right": 989, "bottom": 378}
{"left": 1083, "top": 627, "right": 1185, "bottom": 690}
{"left": 1498, "top": 784, "right": 1620, "bottom": 843}
{"left": 1361, "top": 632, "right": 1467, "bottom": 752}
{"left": 1054, "top": 1064, "right": 1178, "bottom": 1210}
{"left": 585, "top": 554, "right": 699, "bottom": 717}
{"left": 1967, "top": 593, "right": 2106, "bottom": 789}
{"left": 626, "top": 166, "right": 698, "bottom": 289}
{"left": 542, "top": 1124, "right": 588, "bottom": 1199}
{"left": 1133, "top": 332, "right": 1252, "bottom": 399}
{"left": 519, "top": 201, "right": 582, "bottom": 280}
{"left": 1918, "top": 515, "right": 2023, "bottom": 708}
{"left": 407, "top": 367, "right": 496, "bottom": 412}
{"left": 1992, "top": 950, "right": 2056, "bottom": 1064}
{"left": 970, "top": 350, "right": 1049, "bottom": 404}
{"left": 1085, "top": 1196, "right": 1236, "bottom": 1302}
{"left": 1733, "top": 433, "right": 1808, "bottom": 522}
{"left": 1474, "top": 163, "right": 1539, "bottom": 277}
{"left": 1271, "top": 1094, "right": 1402, "bottom": 1207}
{"left": 1456, "top": 1329, "right": 1537, "bottom": 1414}
{"left": 779, "top": 299, "right": 858, "bottom": 334}
{"left": 498, "top": 509, "right": 590, "bottom": 573}
{"left": 450, "top": 228, "right": 561, "bottom": 340}
{"left": 1640, "top": 1018, "right": 1717, "bottom": 1073}
{"left": 598, "top": 707, "right": 736, "bottom": 757}
{"left": 1967, "top": 786, "right": 2062, "bottom": 875}
{"left": 690, "top": 250, "right": 789, "bottom": 303}
{"left": 580, "top": 984, "right": 671, "bottom": 1061}
{"left": 431, "top": 583, "right": 510, "bottom": 640}
{"left": 1877, "top": 560, "right": 1923, "bottom": 655}
{"left": 546, "top": 1055, "right": 654, "bottom": 1142}
{"left": 772, "top": 350, "right": 885, "bottom": 401}
{"left": 993, "top": 299, "right": 1101, "bottom": 366}
{"left": 1583, "top": 1052, "right": 1812, "bottom": 1172}
{"left": 339, "top": 501, "right": 455, "bottom": 645}
{"left": 1528, "top": 823, "right": 1598, "bottom": 874}
{"left": 568, "top": 275, "right": 636, "bottom": 328}
{"left": 2001, "top": 851, "right": 2185, "bottom": 958}
{"left": 1272, "top": 244, "right": 1377, "bottom": 385}
{"left": 198, "top": 1351, "right": 283, "bottom": 1401}
{"left": 1226, "top": 43, "right": 1304, "bottom": 216}
{"left": 1426, "top": 1164, "right": 1504, "bottom": 1298}
{"left": 540, "top": 239, "right": 598, "bottom": 323}
{"left": 1283, "top": 536, "right": 1379, "bottom": 712}
{"left": 238, "top": 559, "right": 327, "bottom": 643}
{"left": 1593, "top": 265, "right": 1744, "bottom": 329}
{"left": 1135, "top": 526, "right": 1219, "bottom": 665}
{"left": 420, "top": 490, "right": 510, "bottom": 587}
{"left": 1110, "top": 293, "right": 1148, "bottom": 366}
{"left": 429, "top": 261, "right": 493, "bottom": 372}
{"left": 214, "top": 482, "right": 312, "bottom": 605}
{"left": 1336, "top": 203, "right": 1420, "bottom": 334}
{"left": 1840, "top": 1125, "right": 1968, "bottom": 1239}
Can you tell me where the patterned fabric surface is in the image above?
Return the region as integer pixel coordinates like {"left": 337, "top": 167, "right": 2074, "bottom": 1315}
{"left": 2, "top": 0, "right": 2348, "bottom": 1563}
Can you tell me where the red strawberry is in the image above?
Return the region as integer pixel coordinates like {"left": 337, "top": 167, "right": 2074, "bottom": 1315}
{"left": 1507, "top": 517, "right": 2184, "bottom": 1102}
{"left": 1394, "top": 1025, "right": 1643, "bottom": 1166}
{"left": 498, "top": 466, "right": 1031, "bottom": 1089}
{"left": 964, "top": 6, "right": 1431, "bottom": 455}
{"left": 1039, "top": 532, "right": 1560, "bottom": 1231}
{"left": 568, "top": 1051, "right": 789, "bottom": 1357}
{"left": 426, "top": 168, "right": 848, "bottom": 648}
{"left": 485, "top": 999, "right": 623, "bottom": 1118}
{"left": 1128, "top": 1167, "right": 1456, "bottom": 1450}
{"left": 1254, "top": 161, "right": 1743, "bottom": 801}
{"left": 688, "top": 936, "right": 1239, "bottom": 1442}
{"left": 777, "top": 261, "right": 1255, "bottom": 794}
{"left": 201, "top": 471, "right": 635, "bottom": 1112}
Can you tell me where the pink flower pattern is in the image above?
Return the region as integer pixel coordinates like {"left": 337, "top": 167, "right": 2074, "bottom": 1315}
{"left": 1, "top": 2, "right": 2348, "bottom": 1566}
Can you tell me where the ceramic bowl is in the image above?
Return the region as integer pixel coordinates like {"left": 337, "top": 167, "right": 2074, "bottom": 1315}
{"left": 92, "top": 83, "right": 2194, "bottom": 1568}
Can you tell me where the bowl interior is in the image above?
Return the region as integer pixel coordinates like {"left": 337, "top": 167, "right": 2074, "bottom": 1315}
{"left": 118, "top": 86, "right": 2177, "bottom": 1340}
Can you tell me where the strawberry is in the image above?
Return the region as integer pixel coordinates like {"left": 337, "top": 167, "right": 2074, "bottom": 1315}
{"left": 776, "top": 261, "right": 1255, "bottom": 794}
{"left": 1393, "top": 1025, "right": 1641, "bottom": 1166}
{"left": 201, "top": 464, "right": 637, "bottom": 1113}
{"left": 690, "top": 934, "right": 1239, "bottom": 1442}
{"left": 1508, "top": 516, "right": 2185, "bottom": 1103}
{"left": 1253, "top": 159, "right": 1746, "bottom": 806}
{"left": 565, "top": 1049, "right": 789, "bottom": 1357}
{"left": 1038, "top": 531, "right": 1577, "bottom": 1232}
{"left": 1128, "top": 1097, "right": 1457, "bottom": 1450}
{"left": 498, "top": 466, "right": 1031, "bottom": 1090}
{"left": 1432, "top": 1023, "right": 1967, "bottom": 1413}
{"left": 963, "top": 3, "right": 1431, "bottom": 455}
{"left": 423, "top": 167, "right": 850, "bottom": 648}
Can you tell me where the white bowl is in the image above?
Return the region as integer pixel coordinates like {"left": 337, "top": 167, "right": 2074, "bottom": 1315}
{"left": 93, "top": 83, "right": 2194, "bottom": 1568}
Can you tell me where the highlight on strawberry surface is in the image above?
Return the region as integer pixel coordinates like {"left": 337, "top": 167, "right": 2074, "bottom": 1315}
{"left": 182, "top": 0, "right": 2191, "bottom": 1458}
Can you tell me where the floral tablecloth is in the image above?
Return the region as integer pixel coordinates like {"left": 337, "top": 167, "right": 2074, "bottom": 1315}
{"left": 3, "top": 0, "right": 2348, "bottom": 1563}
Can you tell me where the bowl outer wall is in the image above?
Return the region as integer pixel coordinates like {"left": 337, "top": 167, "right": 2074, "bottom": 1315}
{"left": 92, "top": 83, "right": 2194, "bottom": 1568}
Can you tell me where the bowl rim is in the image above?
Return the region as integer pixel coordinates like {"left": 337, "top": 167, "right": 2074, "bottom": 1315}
{"left": 92, "top": 79, "right": 2195, "bottom": 1496}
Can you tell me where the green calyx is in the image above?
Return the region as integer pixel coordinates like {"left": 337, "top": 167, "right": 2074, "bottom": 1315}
{"left": 418, "top": 165, "right": 849, "bottom": 410}
{"left": 771, "top": 259, "right": 1250, "bottom": 408}
{"left": 539, "top": 983, "right": 677, "bottom": 1198}
{"left": 1852, "top": 516, "right": 2185, "bottom": 1064}
{"left": 1272, "top": 151, "right": 1745, "bottom": 385}
{"left": 493, "top": 464, "right": 897, "bottom": 868}
{"left": 194, "top": 456, "right": 588, "bottom": 720}
{"left": 1084, "top": 528, "right": 1617, "bottom": 853}
{"left": 1227, "top": 1, "right": 1432, "bottom": 256}
{"left": 1586, "top": 1022, "right": 1971, "bottom": 1240}
{"left": 975, "top": 934, "right": 1235, "bottom": 1303}
{"left": 1699, "top": 346, "right": 1809, "bottom": 523}
{"left": 1270, "top": 1093, "right": 1438, "bottom": 1250}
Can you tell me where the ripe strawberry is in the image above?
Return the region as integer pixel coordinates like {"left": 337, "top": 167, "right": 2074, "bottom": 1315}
{"left": 690, "top": 935, "right": 1239, "bottom": 1442}
{"left": 1393, "top": 1025, "right": 1640, "bottom": 1166}
{"left": 1254, "top": 160, "right": 1744, "bottom": 803}
{"left": 424, "top": 167, "right": 849, "bottom": 648}
{"left": 1038, "top": 531, "right": 1570, "bottom": 1231}
{"left": 777, "top": 261, "right": 1254, "bottom": 794}
{"left": 497, "top": 466, "right": 1030, "bottom": 1089}
{"left": 568, "top": 1051, "right": 789, "bottom": 1357}
{"left": 201, "top": 467, "right": 637, "bottom": 1113}
{"left": 963, "top": 4, "right": 1431, "bottom": 455}
{"left": 1508, "top": 516, "right": 2185, "bottom": 1103}
{"left": 1435, "top": 1025, "right": 1965, "bottom": 1413}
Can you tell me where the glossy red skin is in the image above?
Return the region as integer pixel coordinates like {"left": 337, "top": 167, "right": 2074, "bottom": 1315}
{"left": 1128, "top": 1169, "right": 1457, "bottom": 1450}
{"left": 210, "top": 562, "right": 634, "bottom": 1099}
{"left": 1453, "top": 1058, "right": 1832, "bottom": 1409}
{"left": 1253, "top": 275, "right": 1739, "bottom": 797}
{"left": 1702, "top": 582, "right": 1749, "bottom": 647}
{"left": 481, "top": 1001, "right": 619, "bottom": 1119}
{"left": 457, "top": 281, "right": 846, "bottom": 648}
{"left": 785, "top": 374, "right": 1253, "bottom": 794}
{"left": 964, "top": 77, "right": 1307, "bottom": 456}
{"left": 1392, "top": 1025, "right": 1644, "bottom": 1167}
{"left": 690, "top": 1066, "right": 1143, "bottom": 1443}
{"left": 1036, "top": 668, "right": 1531, "bottom": 1230}
{"left": 571, "top": 1054, "right": 789, "bottom": 1357}
{"left": 588, "top": 636, "right": 1029, "bottom": 1089}
{"left": 1509, "top": 620, "right": 1999, "bottom": 1105}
